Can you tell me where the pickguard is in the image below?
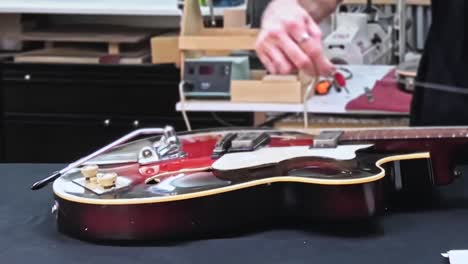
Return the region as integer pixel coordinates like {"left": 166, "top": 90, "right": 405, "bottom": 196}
{"left": 211, "top": 144, "right": 374, "bottom": 171}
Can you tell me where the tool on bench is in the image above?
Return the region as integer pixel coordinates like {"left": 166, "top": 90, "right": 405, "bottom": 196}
{"left": 314, "top": 67, "right": 352, "bottom": 95}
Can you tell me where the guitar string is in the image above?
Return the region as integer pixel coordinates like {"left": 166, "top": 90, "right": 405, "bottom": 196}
{"left": 382, "top": 78, "right": 468, "bottom": 95}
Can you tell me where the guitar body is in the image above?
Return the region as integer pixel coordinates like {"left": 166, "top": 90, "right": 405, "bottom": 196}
{"left": 50, "top": 127, "right": 468, "bottom": 241}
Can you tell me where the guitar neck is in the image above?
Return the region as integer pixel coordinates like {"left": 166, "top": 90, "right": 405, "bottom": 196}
{"left": 338, "top": 126, "right": 468, "bottom": 142}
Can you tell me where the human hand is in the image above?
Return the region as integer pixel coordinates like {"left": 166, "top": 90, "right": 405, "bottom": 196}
{"left": 255, "top": 0, "right": 335, "bottom": 76}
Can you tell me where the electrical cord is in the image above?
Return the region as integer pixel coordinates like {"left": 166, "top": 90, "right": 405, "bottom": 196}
{"left": 179, "top": 81, "right": 241, "bottom": 130}
{"left": 178, "top": 80, "right": 192, "bottom": 131}
{"left": 302, "top": 64, "right": 321, "bottom": 129}
{"left": 303, "top": 83, "right": 313, "bottom": 129}
{"left": 254, "top": 113, "right": 294, "bottom": 128}
{"left": 210, "top": 112, "right": 236, "bottom": 127}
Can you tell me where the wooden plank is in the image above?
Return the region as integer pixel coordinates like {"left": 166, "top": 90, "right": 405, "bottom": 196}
{"left": 179, "top": 36, "right": 257, "bottom": 51}
{"left": 181, "top": 0, "right": 204, "bottom": 36}
{"left": 20, "top": 25, "right": 154, "bottom": 44}
{"left": 223, "top": 9, "right": 247, "bottom": 28}
{"left": 151, "top": 35, "right": 180, "bottom": 64}
{"left": 14, "top": 47, "right": 149, "bottom": 64}
{"left": 180, "top": 0, "right": 206, "bottom": 71}
{"left": 231, "top": 80, "right": 306, "bottom": 103}
{"left": 201, "top": 28, "right": 259, "bottom": 36}
{"left": 263, "top": 75, "right": 298, "bottom": 81}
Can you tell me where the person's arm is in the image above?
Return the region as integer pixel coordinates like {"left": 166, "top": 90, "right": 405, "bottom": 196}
{"left": 255, "top": 0, "right": 340, "bottom": 76}
{"left": 299, "top": 0, "right": 342, "bottom": 22}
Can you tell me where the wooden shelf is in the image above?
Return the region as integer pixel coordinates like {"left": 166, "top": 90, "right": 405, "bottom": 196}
{"left": 20, "top": 25, "right": 156, "bottom": 44}
{"left": 14, "top": 47, "right": 150, "bottom": 64}
{"left": 15, "top": 25, "right": 156, "bottom": 64}
{"left": 178, "top": 0, "right": 311, "bottom": 104}
{"left": 343, "top": 0, "right": 430, "bottom": 5}
{"left": 0, "top": 0, "right": 247, "bottom": 16}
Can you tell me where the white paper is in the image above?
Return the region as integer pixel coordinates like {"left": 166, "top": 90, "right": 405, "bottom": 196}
{"left": 442, "top": 250, "right": 468, "bottom": 264}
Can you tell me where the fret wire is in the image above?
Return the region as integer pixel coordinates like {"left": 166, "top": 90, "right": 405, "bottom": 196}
{"left": 340, "top": 128, "right": 468, "bottom": 141}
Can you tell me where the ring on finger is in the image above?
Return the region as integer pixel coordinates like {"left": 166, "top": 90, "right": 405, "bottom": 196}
{"left": 298, "top": 33, "right": 311, "bottom": 44}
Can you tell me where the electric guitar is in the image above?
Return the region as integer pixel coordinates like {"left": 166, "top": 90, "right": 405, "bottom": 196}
{"left": 32, "top": 125, "right": 468, "bottom": 241}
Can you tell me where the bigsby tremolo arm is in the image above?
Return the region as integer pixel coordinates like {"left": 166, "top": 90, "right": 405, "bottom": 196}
{"left": 31, "top": 126, "right": 176, "bottom": 190}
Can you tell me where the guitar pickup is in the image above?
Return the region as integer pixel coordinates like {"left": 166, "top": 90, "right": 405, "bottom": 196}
{"left": 211, "top": 132, "right": 270, "bottom": 158}
{"left": 230, "top": 132, "right": 270, "bottom": 152}
{"left": 212, "top": 133, "right": 237, "bottom": 159}
{"left": 312, "top": 130, "right": 343, "bottom": 148}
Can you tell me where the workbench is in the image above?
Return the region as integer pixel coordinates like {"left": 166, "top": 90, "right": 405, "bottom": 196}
{"left": 176, "top": 65, "right": 405, "bottom": 116}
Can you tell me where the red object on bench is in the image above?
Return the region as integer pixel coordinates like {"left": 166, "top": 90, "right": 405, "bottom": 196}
{"left": 345, "top": 69, "right": 412, "bottom": 114}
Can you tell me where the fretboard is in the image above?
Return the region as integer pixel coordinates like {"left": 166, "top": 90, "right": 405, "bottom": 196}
{"left": 339, "top": 127, "right": 468, "bottom": 142}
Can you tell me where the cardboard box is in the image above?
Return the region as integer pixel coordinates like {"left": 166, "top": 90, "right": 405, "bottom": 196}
{"left": 151, "top": 35, "right": 180, "bottom": 64}
{"left": 231, "top": 71, "right": 313, "bottom": 103}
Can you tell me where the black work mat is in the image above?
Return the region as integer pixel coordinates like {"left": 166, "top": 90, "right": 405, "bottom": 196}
{"left": 1, "top": 164, "right": 468, "bottom": 264}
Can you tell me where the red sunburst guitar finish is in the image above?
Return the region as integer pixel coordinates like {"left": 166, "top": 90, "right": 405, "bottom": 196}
{"left": 37, "top": 126, "right": 468, "bottom": 241}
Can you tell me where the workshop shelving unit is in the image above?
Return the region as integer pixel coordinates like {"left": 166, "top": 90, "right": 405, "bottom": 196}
{"left": 178, "top": 0, "right": 314, "bottom": 104}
